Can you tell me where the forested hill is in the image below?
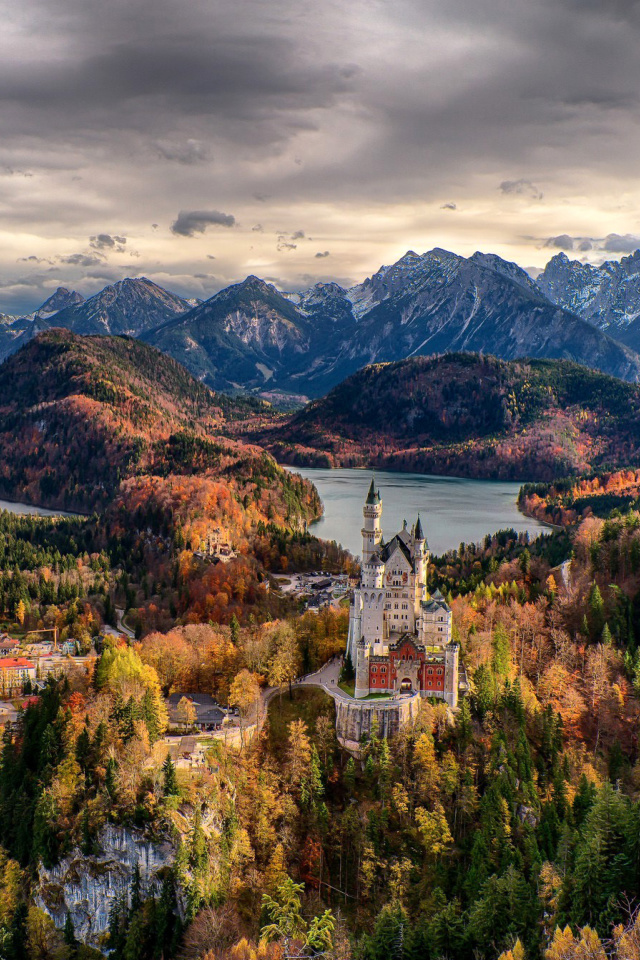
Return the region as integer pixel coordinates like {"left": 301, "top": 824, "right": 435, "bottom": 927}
{"left": 249, "top": 353, "right": 640, "bottom": 481}
{"left": 0, "top": 329, "right": 302, "bottom": 514}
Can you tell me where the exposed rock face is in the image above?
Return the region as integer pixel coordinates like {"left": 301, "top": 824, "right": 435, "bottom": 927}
{"left": 537, "top": 250, "right": 640, "bottom": 351}
{"left": 50, "top": 277, "right": 191, "bottom": 336}
{"left": 36, "top": 287, "right": 85, "bottom": 318}
{"left": 35, "top": 824, "right": 175, "bottom": 948}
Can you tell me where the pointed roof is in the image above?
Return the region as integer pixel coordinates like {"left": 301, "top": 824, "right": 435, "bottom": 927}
{"left": 415, "top": 515, "right": 424, "bottom": 541}
{"left": 366, "top": 479, "right": 380, "bottom": 504}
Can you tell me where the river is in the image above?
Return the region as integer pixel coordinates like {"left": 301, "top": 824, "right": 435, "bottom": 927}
{"left": 289, "top": 466, "right": 549, "bottom": 557}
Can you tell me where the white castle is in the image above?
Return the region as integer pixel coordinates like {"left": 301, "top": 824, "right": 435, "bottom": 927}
{"left": 346, "top": 480, "right": 459, "bottom": 707}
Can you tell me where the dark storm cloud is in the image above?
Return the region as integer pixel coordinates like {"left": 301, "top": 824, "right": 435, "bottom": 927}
{"left": 2, "top": 0, "right": 640, "bottom": 294}
{"left": 155, "top": 139, "right": 210, "bottom": 164}
{"left": 171, "top": 210, "right": 236, "bottom": 237}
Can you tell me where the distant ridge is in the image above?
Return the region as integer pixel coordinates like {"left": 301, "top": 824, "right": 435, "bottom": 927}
{"left": 243, "top": 352, "right": 640, "bottom": 481}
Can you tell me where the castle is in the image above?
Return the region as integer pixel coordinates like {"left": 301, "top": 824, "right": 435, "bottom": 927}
{"left": 346, "top": 480, "right": 459, "bottom": 708}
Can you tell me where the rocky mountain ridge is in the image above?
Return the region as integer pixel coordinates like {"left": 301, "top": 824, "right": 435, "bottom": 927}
{"left": 5, "top": 248, "right": 640, "bottom": 393}
{"left": 536, "top": 250, "right": 640, "bottom": 352}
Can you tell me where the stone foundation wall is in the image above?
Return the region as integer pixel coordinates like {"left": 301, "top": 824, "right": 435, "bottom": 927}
{"left": 335, "top": 695, "right": 421, "bottom": 754}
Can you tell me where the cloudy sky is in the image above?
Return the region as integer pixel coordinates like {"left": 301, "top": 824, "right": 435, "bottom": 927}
{"left": 1, "top": 0, "right": 640, "bottom": 311}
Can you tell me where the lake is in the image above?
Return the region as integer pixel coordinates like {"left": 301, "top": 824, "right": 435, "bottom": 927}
{"left": 0, "top": 499, "right": 78, "bottom": 518}
{"left": 288, "top": 466, "right": 550, "bottom": 557}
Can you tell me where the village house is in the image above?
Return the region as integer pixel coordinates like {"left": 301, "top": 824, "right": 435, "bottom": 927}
{"left": 0, "top": 657, "right": 36, "bottom": 698}
{"left": 167, "top": 692, "right": 226, "bottom": 731}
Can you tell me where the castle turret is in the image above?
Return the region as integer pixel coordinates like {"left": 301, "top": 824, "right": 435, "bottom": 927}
{"left": 414, "top": 514, "right": 428, "bottom": 592}
{"left": 361, "top": 479, "right": 382, "bottom": 565}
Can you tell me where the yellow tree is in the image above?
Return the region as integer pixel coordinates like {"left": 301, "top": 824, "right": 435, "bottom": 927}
{"left": 415, "top": 803, "right": 453, "bottom": 862}
{"left": 413, "top": 732, "right": 439, "bottom": 802}
{"left": 498, "top": 941, "right": 526, "bottom": 960}
{"left": 545, "top": 925, "right": 606, "bottom": 960}
{"left": 16, "top": 599, "right": 26, "bottom": 628}
{"left": 176, "top": 696, "right": 197, "bottom": 729}
{"left": 229, "top": 669, "right": 260, "bottom": 746}
{"left": 286, "top": 719, "right": 311, "bottom": 792}
{"left": 267, "top": 623, "right": 300, "bottom": 701}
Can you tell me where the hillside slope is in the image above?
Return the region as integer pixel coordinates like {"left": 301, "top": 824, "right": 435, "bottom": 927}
{"left": 248, "top": 353, "right": 640, "bottom": 480}
{"left": 0, "top": 329, "right": 315, "bottom": 517}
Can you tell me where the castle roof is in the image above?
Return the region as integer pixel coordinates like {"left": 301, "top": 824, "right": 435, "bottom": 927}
{"left": 422, "top": 591, "right": 450, "bottom": 613}
{"left": 366, "top": 479, "right": 380, "bottom": 504}
{"left": 380, "top": 534, "right": 415, "bottom": 571}
{"left": 415, "top": 515, "right": 424, "bottom": 541}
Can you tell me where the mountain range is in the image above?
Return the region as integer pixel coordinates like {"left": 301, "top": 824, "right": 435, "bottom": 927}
{"left": 5, "top": 247, "right": 640, "bottom": 394}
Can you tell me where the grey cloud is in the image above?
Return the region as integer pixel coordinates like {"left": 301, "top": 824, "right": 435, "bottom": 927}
{"left": 252, "top": 224, "right": 264, "bottom": 232}
{"left": 545, "top": 235, "right": 574, "bottom": 250}
{"left": 90, "top": 234, "right": 127, "bottom": 251}
{"left": 441, "top": 202, "right": 457, "bottom": 210}
{"left": 500, "top": 179, "right": 543, "bottom": 200}
{"left": 58, "top": 253, "right": 104, "bottom": 266}
{"left": 171, "top": 210, "right": 236, "bottom": 236}
{"left": 603, "top": 233, "right": 640, "bottom": 253}
{"left": 17, "top": 255, "right": 53, "bottom": 264}
{"left": 206, "top": 254, "right": 216, "bottom": 260}
{"left": 2, "top": 167, "right": 33, "bottom": 178}
{"left": 291, "top": 230, "right": 305, "bottom": 240}
{"left": 155, "top": 139, "right": 210, "bottom": 164}
{"left": 315, "top": 251, "right": 330, "bottom": 258}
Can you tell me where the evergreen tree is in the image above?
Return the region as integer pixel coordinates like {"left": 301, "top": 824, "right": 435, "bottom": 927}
{"left": 162, "top": 754, "right": 179, "bottom": 797}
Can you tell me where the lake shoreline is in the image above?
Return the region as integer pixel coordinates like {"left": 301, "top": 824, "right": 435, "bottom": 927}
{"left": 0, "top": 496, "right": 85, "bottom": 519}
{"left": 285, "top": 465, "right": 552, "bottom": 558}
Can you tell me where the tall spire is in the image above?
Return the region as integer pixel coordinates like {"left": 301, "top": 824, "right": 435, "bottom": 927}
{"left": 366, "top": 478, "right": 379, "bottom": 504}
{"left": 415, "top": 514, "right": 424, "bottom": 541}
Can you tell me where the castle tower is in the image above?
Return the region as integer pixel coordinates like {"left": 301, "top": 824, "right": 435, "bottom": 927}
{"left": 361, "top": 479, "right": 382, "bottom": 565}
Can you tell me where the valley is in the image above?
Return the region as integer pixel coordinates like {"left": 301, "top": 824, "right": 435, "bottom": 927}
{"left": 2, "top": 260, "right": 640, "bottom": 960}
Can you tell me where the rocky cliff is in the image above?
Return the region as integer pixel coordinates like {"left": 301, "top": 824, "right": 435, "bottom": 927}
{"left": 34, "top": 824, "right": 175, "bottom": 948}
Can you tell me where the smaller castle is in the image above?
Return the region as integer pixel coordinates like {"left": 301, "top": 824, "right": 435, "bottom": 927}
{"left": 346, "top": 481, "right": 459, "bottom": 708}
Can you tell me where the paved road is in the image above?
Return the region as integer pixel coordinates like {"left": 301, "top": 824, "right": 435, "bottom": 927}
{"left": 102, "top": 607, "right": 135, "bottom": 641}
{"left": 297, "top": 657, "right": 353, "bottom": 700}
